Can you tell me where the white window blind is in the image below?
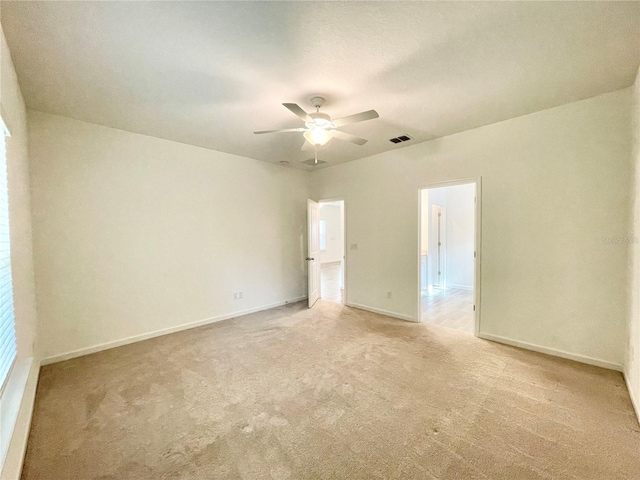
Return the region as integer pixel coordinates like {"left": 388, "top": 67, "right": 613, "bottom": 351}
{"left": 0, "top": 119, "right": 16, "bottom": 390}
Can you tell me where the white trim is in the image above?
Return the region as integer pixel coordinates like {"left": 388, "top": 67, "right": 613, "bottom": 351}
{"left": 417, "top": 177, "right": 481, "bottom": 190}
{"left": 346, "top": 302, "right": 417, "bottom": 323}
{"left": 417, "top": 177, "right": 482, "bottom": 336}
{"left": 0, "top": 358, "right": 39, "bottom": 480}
{"left": 623, "top": 371, "right": 640, "bottom": 426}
{"left": 478, "top": 332, "right": 623, "bottom": 372}
{"left": 41, "top": 296, "right": 308, "bottom": 366}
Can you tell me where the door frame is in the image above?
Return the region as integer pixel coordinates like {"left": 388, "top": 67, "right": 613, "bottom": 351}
{"left": 307, "top": 199, "right": 320, "bottom": 308}
{"left": 417, "top": 177, "right": 482, "bottom": 336}
{"left": 318, "top": 197, "right": 347, "bottom": 304}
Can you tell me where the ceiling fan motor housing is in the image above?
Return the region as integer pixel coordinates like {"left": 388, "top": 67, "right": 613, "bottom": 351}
{"left": 306, "top": 112, "right": 333, "bottom": 129}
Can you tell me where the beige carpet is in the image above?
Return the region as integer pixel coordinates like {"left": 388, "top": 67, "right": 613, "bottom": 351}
{"left": 22, "top": 301, "right": 640, "bottom": 479}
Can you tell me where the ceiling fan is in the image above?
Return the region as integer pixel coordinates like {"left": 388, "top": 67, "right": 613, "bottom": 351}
{"left": 254, "top": 96, "right": 379, "bottom": 151}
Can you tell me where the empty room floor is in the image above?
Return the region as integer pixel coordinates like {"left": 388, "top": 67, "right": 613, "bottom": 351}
{"left": 422, "top": 287, "right": 475, "bottom": 333}
{"left": 321, "top": 261, "right": 343, "bottom": 303}
{"left": 22, "top": 301, "right": 640, "bottom": 479}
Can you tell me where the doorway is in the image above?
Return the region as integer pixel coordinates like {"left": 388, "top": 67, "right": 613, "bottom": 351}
{"left": 318, "top": 200, "right": 345, "bottom": 304}
{"left": 419, "top": 180, "right": 480, "bottom": 334}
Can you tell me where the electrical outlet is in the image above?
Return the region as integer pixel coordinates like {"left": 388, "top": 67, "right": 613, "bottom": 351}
{"left": 386, "top": 291, "right": 392, "bottom": 299}
{"left": 239, "top": 291, "right": 243, "bottom": 299}
{"left": 233, "top": 292, "right": 238, "bottom": 300}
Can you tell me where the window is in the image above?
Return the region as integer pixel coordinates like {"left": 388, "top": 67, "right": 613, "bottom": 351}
{"left": 0, "top": 118, "right": 16, "bottom": 390}
{"left": 319, "top": 220, "right": 326, "bottom": 251}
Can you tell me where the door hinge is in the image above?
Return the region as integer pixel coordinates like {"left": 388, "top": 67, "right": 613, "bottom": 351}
{"left": 473, "top": 305, "right": 476, "bottom": 311}
{"left": 474, "top": 251, "right": 476, "bottom": 258}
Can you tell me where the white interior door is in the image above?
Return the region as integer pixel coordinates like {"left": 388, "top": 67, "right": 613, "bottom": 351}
{"left": 307, "top": 199, "right": 320, "bottom": 308}
{"left": 430, "top": 204, "right": 444, "bottom": 289}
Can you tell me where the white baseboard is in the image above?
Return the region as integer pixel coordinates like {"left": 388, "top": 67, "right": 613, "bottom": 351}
{"left": 446, "top": 283, "right": 473, "bottom": 291}
{"left": 478, "top": 332, "right": 623, "bottom": 372}
{"left": 623, "top": 370, "right": 640, "bottom": 426}
{"left": 346, "top": 302, "right": 417, "bottom": 323}
{"left": 42, "top": 296, "right": 308, "bottom": 366}
{"left": 1, "top": 358, "right": 40, "bottom": 480}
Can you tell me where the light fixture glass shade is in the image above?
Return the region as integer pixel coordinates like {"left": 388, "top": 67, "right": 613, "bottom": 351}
{"left": 304, "top": 128, "right": 333, "bottom": 146}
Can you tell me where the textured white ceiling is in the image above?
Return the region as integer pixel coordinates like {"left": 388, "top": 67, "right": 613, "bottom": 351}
{"left": 1, "top": 1, "right": 639, "bottom": 170}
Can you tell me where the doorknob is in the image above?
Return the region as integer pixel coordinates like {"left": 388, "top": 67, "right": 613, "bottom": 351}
{"left": 306, "top": 257, "right": 314, "bottom": 261}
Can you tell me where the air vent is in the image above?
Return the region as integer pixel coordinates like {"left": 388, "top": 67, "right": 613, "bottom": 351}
{"left": 389, "top": 134, "right": 412, "bottom": 144}
{"left": 302, "top": 158, "right": 327, "bottom": 166}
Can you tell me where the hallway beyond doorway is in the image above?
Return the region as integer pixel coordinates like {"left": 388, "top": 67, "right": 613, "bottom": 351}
{"left": 321, "top": 262, "right": 343, "bottom": 303}
{"left": 419, "top": 180, "right": 478, "bottom": 335}
{"left": 421, "top": 288, "right": 474, "bottom": 334}
{"left": 319, "top": 199, "right": 345, "bottom": 304}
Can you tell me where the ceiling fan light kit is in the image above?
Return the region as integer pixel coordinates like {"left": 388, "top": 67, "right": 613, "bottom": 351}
{"left": 254, "top": 96, "right": 380, "bottom": 158}
{"left": 303, "top": 127, "right": 333, "bottom": 146}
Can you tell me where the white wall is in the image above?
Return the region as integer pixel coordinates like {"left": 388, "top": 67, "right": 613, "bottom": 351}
{"left": 627, "top": 66, "right": 640, "bottom": 420}
{"left": 319, "top": 204, "right": 343, "bottom": 264}
{"left": 312, "top": 89, "right": 631, "bottom": 368}
{"left": 0, "top": 22, "right": 39, "bottom": 479}
{"left": 445, "top": 183, "right": 475, "bottom": 289}
{"left": 0, "top": 24, "right": 37, "bottom": 366}
{"left": 27, "top": 111, "right": 309, "bottom": 361}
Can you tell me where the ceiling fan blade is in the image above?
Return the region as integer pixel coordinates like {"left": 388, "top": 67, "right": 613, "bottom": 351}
{"left": 254, "top": 128, "right": 305, "bottom": 134}
{"left": 283, "top": 103, "right": 312, "bottom": 122}
{"left": 332, "top": 110, "right": 379, "bottom": 127}
{"left": 332, "top": 130, "right": 368, "bottom": 145}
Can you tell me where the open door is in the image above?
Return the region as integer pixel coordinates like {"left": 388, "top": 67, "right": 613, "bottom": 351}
{"left": 431, "top": 204, "right": 444, "bottom": 289}
{"left": 307, "top": 199, "right": 320, "bottom": 308}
